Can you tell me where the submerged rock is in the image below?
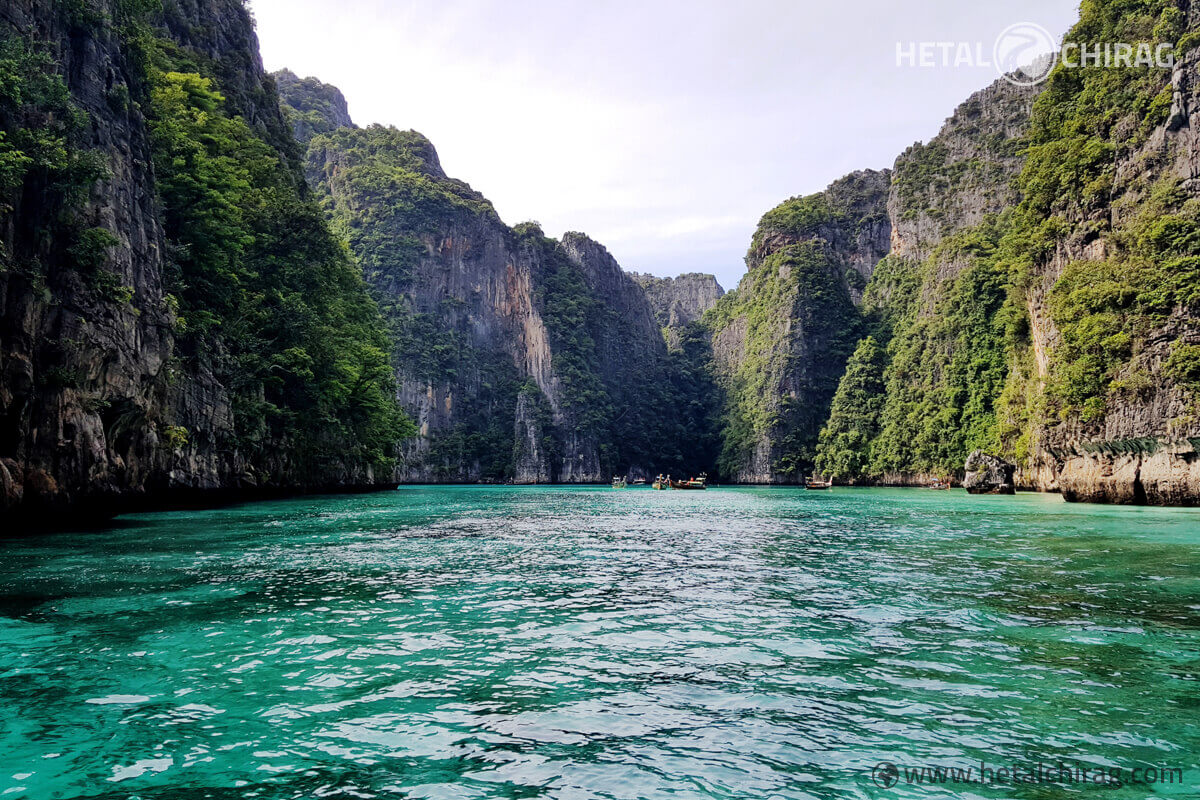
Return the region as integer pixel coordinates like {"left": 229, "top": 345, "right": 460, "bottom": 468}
{"left": 963, "top": 451, "right": 1016, "bottom": 495}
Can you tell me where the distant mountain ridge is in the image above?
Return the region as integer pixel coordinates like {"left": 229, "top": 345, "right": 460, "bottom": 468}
{"left": 631, "top": 272, "right": 725, "bottom": 349}
{"left": 277, "top": 72, "right": 725, "bottom": 482}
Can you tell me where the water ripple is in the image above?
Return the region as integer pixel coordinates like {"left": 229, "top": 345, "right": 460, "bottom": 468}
{"left": 0, "top": 487, "right": 1198, "bottom": 798}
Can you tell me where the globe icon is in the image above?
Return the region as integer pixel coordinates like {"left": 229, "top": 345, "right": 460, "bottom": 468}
{"left": 994, "top": 22, "right": 1059, "bottom": 86}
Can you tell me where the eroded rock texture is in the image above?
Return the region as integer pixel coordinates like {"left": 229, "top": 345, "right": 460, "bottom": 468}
{"left": 280, "top": 76, "right": 707, "bottom": 483}
{"left": 1, "top": 0, "right": 401, "bottom": 522}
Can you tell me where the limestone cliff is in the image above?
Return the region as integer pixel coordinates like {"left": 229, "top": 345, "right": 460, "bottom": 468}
{"left": 631, "top": 272, "right": 724, "bottom": 348}
{"left": 1012, "top": 3, "right": 1200, "bottom": 504}
{"left": 10, "top": 0, "right": 1194, "bottom": 510}
{"left": 814, "top": 77, "right": 1040, "bottom": 485}
{"left": 1, "top": 0, "right": 172, "bottom": 518}
{"left": 887, "top": 79, "right": 1039, "bottom": 266}
{"left": 299, "top": 121, "right": 538, "bottom": 482}
{"left": 556, "top": 232, "right": 685, "bottom": 480}
{"left": 280, "top": 75, "right": 705, "bottom": 482}
{"left": 811, "top": 1, "right": 1200, "bottom": 506}
{"left": 273, "top": 68, "right": 354, "bottom": 145}
{"left": 709, "top": 170, "right": 891, "bottom": 483}
{"left": 0, "top": 0, "right": 405, "bottom": 523}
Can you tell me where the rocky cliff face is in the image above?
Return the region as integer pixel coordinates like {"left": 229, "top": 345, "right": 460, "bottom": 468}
{"left": 157, "top": 0, "right": 304, "bottom": 168}
{"left": 1, "top": 0, "right": 172, "bottom": 518}
{"left": 273, "top": 68, "right": 355, "bottom": 145}
{"left": 556, "top": 232, "right": 684, "bottom": 479}
{"left": 301, "top": 123, "right": 539, "bottom": 482}
{"left": 808, "top": 2, "right": 1200, "bottom": 505}
{"left": 812, "top": 77, "right": 1040, "bottom": 485}
{"left": 709, "top": 170, "right": 891, "bottom": 483}
{"left": 887, "top": 79, "right": 1039, "bottom": 266}
{"left": 0, "top": 0, "right": 404, "bottom": 523}
{"left": 281, "top": 75, "right": 701, "bottom": 483}
{"left": 1014, "top": 4, "right": 1200, "bottom": 504}
{"left": 631, "top": 272, "right": 724, "bottom": 347}
{"left": 9, "top": 0, "right": 1193, "bottom": 509}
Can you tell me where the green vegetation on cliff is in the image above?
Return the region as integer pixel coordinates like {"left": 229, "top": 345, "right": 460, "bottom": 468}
{"left": 1043, "top": 182, "right": 1200, "bottom": 419}
{"left": 273, "top": 69, "right": 352, "bottom": 145}
{"left": 812, "top": 0, "right": 1199, "bottom": 485}
{"left": 1012, "top": 0, "right": 1196, "bottom": 424}
{"left": 0, "top": 35, "right": 107, "bottom": 273}
{"left": 0, "top": 37, "right": 87, "bottom": 198}
{"left": 810, "top": 83, "right": 1034, "bottom": 482}
{"left": 664, "top": 322, "right": 724, "bottom": 475}
{"left": 283, "top": 72, "right": 722, "bottom": 482}
{"left": 304, "top": 123, "right": 523, "bottom": 480}
{"left": 309, "top": 125, "right": 495, "bottom": 248}
{"left": 813, "top": 212, "right": 1029, "bottom": 482}
{"left": 520, "top": 225, "right": 614, "bottom": 437}
{"left": 813, "top": 335, "right": 887, "bottom": 479}
{"left": 305, "top": 126, "right": 519, "bottom": 479}
{"left": 145, "top": 44, "right": 410, "bottom": 471}
{"left": 710, "top": 174, "right": 886, "bottom": 481}
{"left": 421, "top": 355, "right": 524, "bottom": 482}
{"left": 0, "top": 0, "right": 414, "bottom": 516}
{"left": 711, "top": 240, "right": 860, "bottom": 479}
{"left": 524, "top": 225, "right": 720, "bottom": 478}
{"left": 867, "top": 222, "right": 1013, "bottom": 477}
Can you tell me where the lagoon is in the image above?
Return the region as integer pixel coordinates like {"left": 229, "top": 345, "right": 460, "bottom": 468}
{"left": 1, "top": 487, "right": 1198, "bottom": 798}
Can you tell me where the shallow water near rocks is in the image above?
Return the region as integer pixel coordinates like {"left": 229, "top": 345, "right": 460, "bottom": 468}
{"left": 1, "top": 486, "right": 1198, "bottom": 799}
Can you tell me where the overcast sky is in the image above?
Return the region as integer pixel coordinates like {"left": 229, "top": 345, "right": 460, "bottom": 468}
{"left": 248, "top": 0, "right": 1080, "bottom": 290}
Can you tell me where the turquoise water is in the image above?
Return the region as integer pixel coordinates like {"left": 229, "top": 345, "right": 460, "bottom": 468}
{"left": 1, "top": 487, "right": 1199, "bottom": 799}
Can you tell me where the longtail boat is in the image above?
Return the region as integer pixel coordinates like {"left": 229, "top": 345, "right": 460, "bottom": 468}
{"left": 612, "top": 477, "right": 628, "bottom": 489}
{"left": 805, "top": 476, "right": 834, "bottom": 490}
{"left": 652, "top": 475, "right": 668, "bottom": 490}
{"left": 669, "top": 473, "right": 708, "bottom": 491}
